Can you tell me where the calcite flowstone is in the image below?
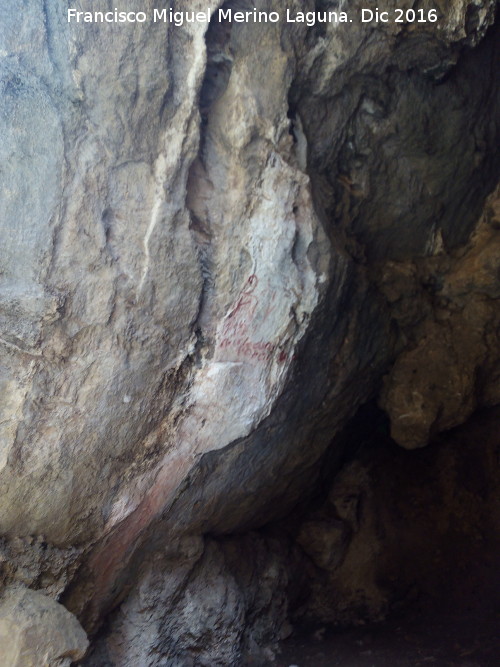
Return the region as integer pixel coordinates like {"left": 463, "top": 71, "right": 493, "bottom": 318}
{"left": 0, "top": 586, "right": 88, "bottom": 666}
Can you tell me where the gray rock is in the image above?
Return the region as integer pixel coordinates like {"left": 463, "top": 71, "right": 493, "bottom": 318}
{"left": 0, "top": 0, "right": 499, "bottom": 664}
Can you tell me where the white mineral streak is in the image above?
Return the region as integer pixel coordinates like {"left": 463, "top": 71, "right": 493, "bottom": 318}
{"left": 139, "top": 25, "right": 207, "bottom": 293}
{"left": 186, "top": 157, "right": 318, "bottom": 451}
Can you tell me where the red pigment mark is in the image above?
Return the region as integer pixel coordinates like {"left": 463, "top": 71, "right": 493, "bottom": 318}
{"left": 219, "top": 275, "right": 272, "bottom": 361}
{"left": 225, "top": 274, "right": 259, "bottom": 324}
{"left": 217, "top": 276, "right": 284, "bottom": 363}
{"left": 219, "top": 337, "right": 275, "bottom": 361}
{"left": 77, "top": 452, "right": 194, "bottom": 629}
{"left": 246, "top": 274, "right": 258, "bottom": 290}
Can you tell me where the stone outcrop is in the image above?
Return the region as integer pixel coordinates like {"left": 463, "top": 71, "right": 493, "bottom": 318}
{"left": 0, "top": 586, "right": 88, "bottom": 666}
{"left": 1, "top": 0, "right": 499, "bottom": 664}
{"left": 380, "top": 187, "right": 500, "bottom": 448}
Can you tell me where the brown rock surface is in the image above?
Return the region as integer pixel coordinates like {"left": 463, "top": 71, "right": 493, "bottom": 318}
{"left": 380, "top": 187, "right": 500, "bottom": 448}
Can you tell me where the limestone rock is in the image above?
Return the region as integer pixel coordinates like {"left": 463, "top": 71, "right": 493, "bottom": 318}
{"left": 379, "top": 187, "right": 500, "bottom": 448}
{"left": 296, "top": 520, "right": 350, "bottom": 571}
{"left": 0, "top": 0, "right": 499, "bottom": 663}
{"left": 0, "top": 586, "right": 88, "bottom": 666}
{"left": 84, "top": 535, "right": 295, "bottom": 666}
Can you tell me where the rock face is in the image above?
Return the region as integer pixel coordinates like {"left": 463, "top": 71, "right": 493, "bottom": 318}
{"left": 0, "top": 0, "right": 499, "bottom": 665}
{"left": 380, "top": 186, "right": 500, "bottom": 448}
{"left": 0, "top": 586, "right": 88, "bottom": 666}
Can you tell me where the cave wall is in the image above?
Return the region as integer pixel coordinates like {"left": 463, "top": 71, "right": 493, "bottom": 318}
{"left": 289, "top": 405, "right": 500, "bottom": 628}
{"left": 0, "top": 1, "right": 499, "bottom": 665}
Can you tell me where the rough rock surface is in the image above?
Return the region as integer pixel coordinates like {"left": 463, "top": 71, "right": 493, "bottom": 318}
{"left": 0, "top": 0, "right": 499, "bottom": 664}
{"left": 380, "top": 186, "right": 500, "bottom": 448}
{"left": 0, "top": 586, "right": 88, "bottom": 666}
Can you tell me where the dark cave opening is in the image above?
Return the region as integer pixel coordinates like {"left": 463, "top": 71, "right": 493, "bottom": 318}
{"left": 264, "top": 21, "right": 500, "bottom": 660}
{"left": 269, "top": 404, "right": 500, "bottom": 666}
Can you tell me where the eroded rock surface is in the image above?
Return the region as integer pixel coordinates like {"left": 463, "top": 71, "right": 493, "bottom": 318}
{"left": 0, "top": 586, "right": 88, "bottom": 666}
{"left": 1, "top": 0, "right": 499, "bottom": 664}
{"left": 380, "top": 186, "right": 500, "bottom": 448}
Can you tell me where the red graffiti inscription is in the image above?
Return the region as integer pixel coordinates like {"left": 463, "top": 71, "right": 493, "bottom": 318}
{"left": 217, "top": 275, "right": 291, "bottom": 363}
{"left": 218, "top": 275, "right": 280, "bottom": 362}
